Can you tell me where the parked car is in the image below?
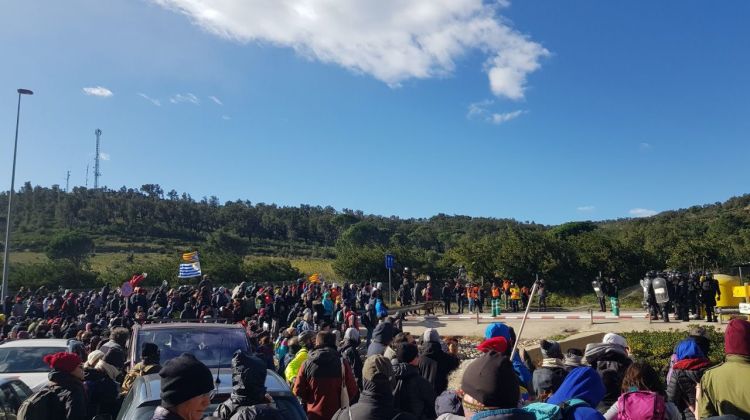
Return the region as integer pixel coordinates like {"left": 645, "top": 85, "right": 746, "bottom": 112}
{"left": 0, "top": 377, "right": 32, "bottom": 418}
{"left": 0, "top": 339, "right": 68, "bottom": 390}
{"left": 128, "top": 322, "right": 250, "bottom": 369}
{"left": 116, "top": 370, "right": 306, "bottom": 420}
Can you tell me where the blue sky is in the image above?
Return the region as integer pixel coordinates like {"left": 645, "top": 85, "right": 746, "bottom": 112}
{"left": 1, "top": 1, "right": 749, "bottom": 225}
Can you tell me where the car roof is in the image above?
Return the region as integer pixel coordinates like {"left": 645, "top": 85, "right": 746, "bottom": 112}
{"left": 134, "top": 322, "right": 245, "bottom": 331}
{"left": 135, "top": 370, "right": 292, "bottom": 405}
{"left": 0, "top": 339, "right": 69, "bottom": 348}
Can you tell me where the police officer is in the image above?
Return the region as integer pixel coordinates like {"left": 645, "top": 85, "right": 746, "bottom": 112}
{"left": 645, "top": 271, "right": 660, "bottom": 320}
{"left": 592, "top": 276, "right": 607, "bottom": 312}
{"left": 700, "top": 272, "right": 721, "bottom": 322}
{"left": 607, "top": 277, "right": 620, "bottom": 316}
{"left": 688, "top": 271, "right": 701, "bottom": 318}
{"left": 673, "top": 272, "right": 690, "bottom": 322}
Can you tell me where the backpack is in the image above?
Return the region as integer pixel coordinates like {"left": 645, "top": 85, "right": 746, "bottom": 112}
{"left": 523, "top": 399, "right": 589, "bottom": 420}
{"left": 376, "top": 300, "right": 388, "bottom": 319}
{"left": 617, "top": 391, "right": 666, "bottom": 420}
{"left": 18, "top": 387, "right": 62, "bottom": 420}
{"left": 701, "top": 280, "right": 713, "bottom": 292}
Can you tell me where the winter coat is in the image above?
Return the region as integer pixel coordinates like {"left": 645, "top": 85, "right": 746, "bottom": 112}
{"left": 331, "top": 380, "right": 417, "bottom": 420}
{"left": 83, "top": 366, "right": 120, "bottom": 417}
{"left": 339, "top": 340, "right": 364, "bottom": 388}
{"left": 367, "top": 322, "right": 394, "bottom": 356}
{"left": 293, "top": 346, "right": 359, "bottom": 420}
{"left": 392, "top": 362, "right": 436, "bottom": 420}
{"left": 698, "top": 354, "right": 750, "bottom": 418}
{"left": 666, "top": 339, "right": 711, "bottom": 420}
{"left": 151, "top": 406, "right": 187, "bottom": 420}
{"left": 121, "top": 361, "right": 161, "bottom": 396}
{"left": 46, "top": 370, "right": 88, "bottom": 420}
{"left": 284, "top": 347, "right": 308, "bottom": 384}
{"left": 214, "top": 358, "right": 282, "bottom": 420}
{"left": 418, "top": 341, "right": 460, "bottom": 395}
{"left": 546, "top": 367, "right": 606, "bottom": 420}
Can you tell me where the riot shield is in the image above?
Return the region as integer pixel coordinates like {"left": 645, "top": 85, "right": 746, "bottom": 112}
{"left": 640, "top": 278, "right": 651, "bottom": 307}
{"left": 592, "top": 280, "right": 604, "bottom": 298}
{"left": 652, "top": 276, "right": 670, "bottom": 304}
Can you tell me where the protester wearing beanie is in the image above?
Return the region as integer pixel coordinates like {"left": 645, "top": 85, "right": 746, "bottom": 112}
{"left": 214, "top": 351, "right": 281, "bottom": 420}
{"left": 84, "top": 346, "right": 123, "bottom": 418}
{"left": 393, "top": 343, "right": 436, "bottom": 420}
{"left": 153, "top": 353, "right": 215, "bottom": 420}
{"left": 483, "top": 323, "right": 533, "bottom": 392}
{"left": 547, "top": 367, "right": 606, "bottom": 420}
{"left": 339, "top": 327, "right": 364, "bottom": 388}
{"left": 332, "top": 355, "right": 417, "bottom": 420}
{"left": 418, "top": 328, "right": 459, "bottom": 395}
{"left": 583, "top": 332, "right": 632, "bottom": 408}
{"left": 667, "top": 339, "right": 712, "bottom": 420}
{"left": 699, "top": 319, "right": 750, "bottom": 418}
{"left": 41, "top": 351, "right": 88, "bottom": 420}
{"left": 122, "top": 342, "right": 163, "bottom": 396}
{"left": 459, "top": 351, "right": 534, "bottom": 419}
{"left": 532, "top": 339, "right": 568, "bottom": 399}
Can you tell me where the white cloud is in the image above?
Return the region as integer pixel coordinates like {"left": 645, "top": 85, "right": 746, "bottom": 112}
{"left": 170, "top": 93, "right": 200, "bottom": 105}
{"left": 153, "top": 0, "right": 549, "bottom": 99}
{"left": 639, "top": 142, "right": 652, "bottom": 152}
{"left": 221, "top": 115, "right": 231, "bottom": 120}
{"left": 82, "top": 86, "right": 113, "bottom": 97}
{"left": 577, "top": 206, "right": 595, "bottom": 212}
{"left": 137, "top": 93, "right": 161, "bottom": 106}
{"left": 629, "top": 208, "right": 657, "bottom": 218}
{"left": 209, "top": 95, "right": 223, "bottom": 105}
{"left": 99, "top": 152, "right": 110, "bottom": 161}
{"left": 467, "top": 99, "right": 494, "bottom": 118}
{"left": 490, "top": 109, "right": 524, "bottom": 124}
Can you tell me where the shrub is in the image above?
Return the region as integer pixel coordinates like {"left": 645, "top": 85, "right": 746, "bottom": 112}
{"left": 622, "top": 325, "right": 725, "bottom": 374}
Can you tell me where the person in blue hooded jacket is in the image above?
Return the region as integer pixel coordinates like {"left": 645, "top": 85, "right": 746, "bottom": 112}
{"left": 484, "top": 323, "right": 533, "bottom": 393}
{"left": 546, "top": 367, "right": 606, "bottom": 420}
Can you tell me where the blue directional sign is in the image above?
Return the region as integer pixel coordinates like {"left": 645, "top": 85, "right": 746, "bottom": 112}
{"left": 385, "top": 254, "right": 395, "bottom": 270}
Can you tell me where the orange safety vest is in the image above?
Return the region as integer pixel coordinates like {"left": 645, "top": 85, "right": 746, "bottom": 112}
{"left": 470, "top": 287, "right": 479, "bottom": 299}
{"left": 491, "top": 287, "right": 501, "bottom": 298}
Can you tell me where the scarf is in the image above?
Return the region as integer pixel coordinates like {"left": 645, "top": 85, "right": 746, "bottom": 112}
{"left": 96, "top": 360, "right": 120, "bottom": 381}
{"left": 672, "top": 358, "right": 711, "bottom": 371}
{"left": 541, "top": 358, "right": 565, "bottom": 369}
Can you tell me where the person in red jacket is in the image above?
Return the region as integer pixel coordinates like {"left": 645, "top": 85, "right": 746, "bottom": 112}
{"left": 293, "top": 331, "right": 358, "bottom": 420}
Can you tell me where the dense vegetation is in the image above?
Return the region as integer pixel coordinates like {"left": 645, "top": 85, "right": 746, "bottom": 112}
{"left": 1, "top": 182, "right": 749, "bottom": 292}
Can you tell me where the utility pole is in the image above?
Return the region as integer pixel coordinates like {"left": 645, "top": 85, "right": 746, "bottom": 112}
{"left": 94, "top": 129, "right": 102, "bottom": 189}
{"left": 65, "top": 170, "right": 70, "bottom": 192}
{"left": 85, "top": 164, "right": 89, "bottom": 187}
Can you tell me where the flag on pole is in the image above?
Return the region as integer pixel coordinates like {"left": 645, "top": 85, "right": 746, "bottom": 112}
{"left": 178, "top": 251, "right": 202, "bottom": 279}
{"left": 308, "top": 273, "right": 321, "bottom": 283}
{"left": 129, "top": 273, "right": 147, "bottom": 287}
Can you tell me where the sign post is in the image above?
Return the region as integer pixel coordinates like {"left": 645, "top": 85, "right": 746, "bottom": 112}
{"left": 385, "top": 254, "right": 395, "bottom": 303}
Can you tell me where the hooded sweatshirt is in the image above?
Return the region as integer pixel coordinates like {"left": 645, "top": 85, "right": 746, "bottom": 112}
{"left": 699, "top": 319, "right": 750, "bottom": 418}
{"left": 546, "top": 367, "right": 606, "bottom": 420}
{"left": 293, "top": 346, "right": 359, "bottom": 420}
{"left": 484, "top": 323, "right": 533, "bottom": 389}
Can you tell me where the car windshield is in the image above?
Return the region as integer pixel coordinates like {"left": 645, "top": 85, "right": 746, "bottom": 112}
{"left": 135, "top": 327, "right": 248, "bottom": 368}
{"left": 0, "top": 347, "right": 66, "bottom": 373}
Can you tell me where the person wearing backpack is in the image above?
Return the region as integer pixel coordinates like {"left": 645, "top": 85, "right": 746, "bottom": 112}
{"left": 545, "top": 366, "right": 606, "bottom": 420}
{"left": 602, "top": 362, "right": 680, "bottom": 420}
{"left": 583, "top": 333, "right": 632, "bottom": 412}
{"left": 666, "top": 339, "right": 711, "bottom": 420}
{"left": 19, "top": 351, "right": 87, "bottom": 420}
{"left": 339, "top": 327, "right": 364, "bottom": 389}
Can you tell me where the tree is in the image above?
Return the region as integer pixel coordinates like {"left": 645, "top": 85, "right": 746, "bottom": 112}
{"left": 45, "top": 231, "right": 94, "bottom": 268}
{"left": 243, "top": 259, "right": 301, "bottom": 284}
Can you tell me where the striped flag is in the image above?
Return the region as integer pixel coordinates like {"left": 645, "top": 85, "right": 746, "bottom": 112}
{"left": 178, "top": 251, "right": 202, "bottom": 279}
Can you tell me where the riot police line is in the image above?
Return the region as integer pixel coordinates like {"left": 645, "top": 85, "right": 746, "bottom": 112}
{"left": 592, "top": 271, "right": 722, "bottom": 322}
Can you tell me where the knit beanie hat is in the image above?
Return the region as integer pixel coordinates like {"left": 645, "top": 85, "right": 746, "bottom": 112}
{"left": 363, "top": 355, "right": 393, "bottom": 383}
{"left": 540, "top": 339, "right": 563, "bottom": 359}
{"left": 43, "top": 352, "right": 82, "bottom": 374}
{"left": 725, "top": 319, "right": 750, "bottom": 356}
{"left": 477, "top": 336, "right": 508, "bottom": 354}
{"left": 86, "top": 350, "right": 105, "bottom": 368}
{"left": 435, "top": 390, "right": 464, "bottom": 416}
{"left": 423, "top": 328, "right": 440, "bottom": 344}
{"left": 160, "top": 353, "right": 215, "bottom": 406}
{"left": 344, "top": 327, "right": 360, "bottom": 343}
{"left": 104, "top": 346, "right": 126, "bottom": 370}
{"left": 142, "top": 342, "right": 160, "bottom": 361}
{"left": 602, "top": 333, "right": 628, "bottom": 348}
{"left": 461, "top": 351, "right": 519, "bottom": 408}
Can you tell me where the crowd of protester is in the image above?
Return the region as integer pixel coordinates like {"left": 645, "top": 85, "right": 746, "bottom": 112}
{"left": 3, "top": 276, "right": 749, "bottom": 420}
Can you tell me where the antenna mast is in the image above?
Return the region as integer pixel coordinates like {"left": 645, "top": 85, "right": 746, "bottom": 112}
{"left": 94, "top": 128, "right": 102, "bottom": 189}
{"left": 66, "top": 170, "right": 70, "bottom": 192}
{"left": 85, "top": 164, "right": 89, "bottom": 187}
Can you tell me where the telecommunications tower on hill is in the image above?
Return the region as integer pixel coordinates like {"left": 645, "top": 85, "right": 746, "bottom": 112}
{"left": 94, "top": 128, "right": 102, "bottom": 189}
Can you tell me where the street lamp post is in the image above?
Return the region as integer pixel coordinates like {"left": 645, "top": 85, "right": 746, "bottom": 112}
{"left": 1, "top": 88, "right": 33, "bottom": 303}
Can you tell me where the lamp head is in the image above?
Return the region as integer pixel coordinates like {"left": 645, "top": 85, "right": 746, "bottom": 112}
{"left": 17, "top": 89, "right": 33, "bottom": 95}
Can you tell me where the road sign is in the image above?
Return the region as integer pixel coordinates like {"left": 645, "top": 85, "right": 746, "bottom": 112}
{"left": 385, "top": 254, "right": 395, "bottom": 270}
{"left": 121, "top": 281, "right": 134, "bottom": 298}
{"left": 740, "top": 302, "right": 750, "bottom": 315}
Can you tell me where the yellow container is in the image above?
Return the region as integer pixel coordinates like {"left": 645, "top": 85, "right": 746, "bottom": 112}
{"left": 714, "top": 274, "right": 745, "bottom": 307}
{"left": 734, "top": 285, "right": 750, "bottom": 298}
